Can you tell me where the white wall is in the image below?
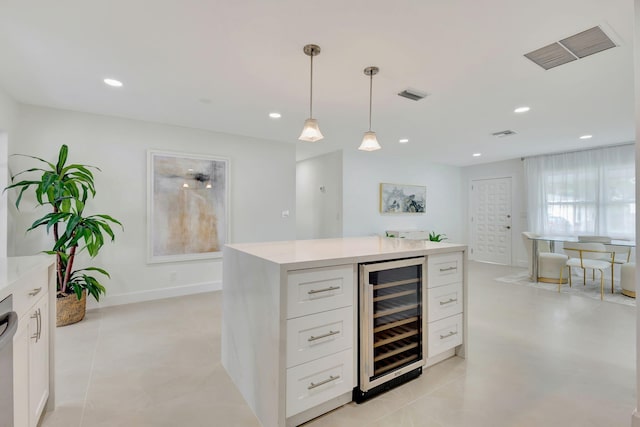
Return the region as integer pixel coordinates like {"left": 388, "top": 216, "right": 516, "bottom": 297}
{"left": 0, "top": 87, "right": 18, "bottom": 258}
{"left": 461, "top": 158, "right": 526, "bottom": 266}
{"left": 341, "top": 150, "right": 464, "bottom": 243}
{"left": 8, "top": 104, "right": 296, "bottom": 307}
{"left": 296, "top": 150, "right": 343, "bottom": 239}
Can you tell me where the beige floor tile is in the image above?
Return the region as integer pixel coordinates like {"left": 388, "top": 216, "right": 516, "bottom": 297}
{"left": 41, "top": 261, "right": 636, "bottom": 427}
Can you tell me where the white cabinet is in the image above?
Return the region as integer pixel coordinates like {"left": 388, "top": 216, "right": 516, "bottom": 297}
{"left": 285, "top": 265, "right": 354, "bottom": 420}
{"left": 13, "top": 271, "right": 51, "bottom": 427}
{"left": 426, "top": 252, "right": 464, "bottom": 363}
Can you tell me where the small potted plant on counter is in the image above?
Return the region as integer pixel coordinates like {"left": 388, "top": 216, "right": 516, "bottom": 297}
{"left": 5, "top": 144, "right": 123, "bottom": 326}
{"left": 428, "top": 231, "right": 448, "bottom": 242}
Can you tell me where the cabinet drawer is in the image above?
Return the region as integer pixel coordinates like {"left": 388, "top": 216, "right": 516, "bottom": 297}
{"left": 13, "top": 268, "right": 48, "bottom": 318}
{"left": 287, "top": 306, "right": 353, "bottom": 368}
{"left": 427, "top": 314, "right": 463, "bottom": 358}
{"left": 286, "top": 349, "right": 353, "bottom": 417}
{"left": 427, "top": 282, "right": 463, "bottom": 322}
{"left": 427, "top": 252, "right": 463, "bottom": 288}
{"left": 287, "top": 265, "right": 354, "bottom": 319}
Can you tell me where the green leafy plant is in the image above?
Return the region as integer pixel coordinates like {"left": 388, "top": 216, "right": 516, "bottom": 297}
{"left": 4, "top": 144, "right": 122, "bottom": 301}
{"left": 428, "top": 231, "right": 448, "bottom": 242}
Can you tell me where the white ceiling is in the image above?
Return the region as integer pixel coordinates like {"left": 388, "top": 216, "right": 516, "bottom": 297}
{"left": 0, "top": 0, "right": 634, "bottom": 166}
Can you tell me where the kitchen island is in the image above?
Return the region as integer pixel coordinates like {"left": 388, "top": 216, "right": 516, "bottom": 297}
{"left": 222, "top": 236, "right": 467, "bottom": 427}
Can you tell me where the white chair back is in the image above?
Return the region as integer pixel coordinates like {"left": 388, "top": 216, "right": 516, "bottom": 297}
{"left": 564, "top": 242, "right": 609, "bottom": 261}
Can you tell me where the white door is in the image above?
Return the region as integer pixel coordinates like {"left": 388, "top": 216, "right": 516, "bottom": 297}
{"left": 471, "top": 177, "right": 512, "bottom": 265}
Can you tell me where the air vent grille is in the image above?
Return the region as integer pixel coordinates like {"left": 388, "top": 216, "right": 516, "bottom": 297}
{"left": 524, "top": 43, "right": 576, "bottom": 70}
{"left": 524, "top": 25, "right": 617, "bottom": 70}
{"left": 398, "top": 89, "right": 427, "bottom": 101}
{"left": 559, "top": 26, "right": 616, "bottom": 59}
{"left": 492, "top": 130, "right": 517, "bottom": 137}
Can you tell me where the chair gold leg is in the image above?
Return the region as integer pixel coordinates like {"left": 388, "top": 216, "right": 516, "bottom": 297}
{"left": 559, "top": 268, "right": 564, "bottom": 292}
{"left": 611, "top": 268, "right": 614, "bottom": 293}
{"left": 568, "top": 267, "right": 572, "bottom": 287}
{"left": 583, "top": 268, "right": 586, "bottom": 286}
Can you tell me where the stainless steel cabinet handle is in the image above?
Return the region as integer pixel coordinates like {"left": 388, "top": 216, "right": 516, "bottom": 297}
{"left": 439, "top": 298, "right": 458, "bottom": 306}
{"left": 31, "top": 309, "right": 42, "bottom": 342}
{"left": 440, "top": 331, "right": 458, "bottom": 339}
{"left": 308, "top": 286, "right": 340, "bottom": 295}
{"left": 30, "top": 311, "right": 38, "bottom": 341}
{"left": 308, "top": 330, "right": 339, "bottom": 342}
{"left": 439, "top": 266, "right": 456, "bottom": 272}
{"left": 28, "top": 287, "right": 42, "bottom": 296}
{"left": 37, "top": 308, "right": 42, "bottom": 341}
{"left": 308, "top": 375, "right": 340, "bottom": 390}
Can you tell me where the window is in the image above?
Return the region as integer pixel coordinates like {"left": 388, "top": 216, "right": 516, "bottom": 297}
{"left": 524, "top": 144, "right": 635, "bottom": 240}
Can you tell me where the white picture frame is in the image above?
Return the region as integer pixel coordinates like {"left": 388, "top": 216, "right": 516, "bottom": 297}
{"left": 147, "top": 150, "right": 230, "bottom": 263}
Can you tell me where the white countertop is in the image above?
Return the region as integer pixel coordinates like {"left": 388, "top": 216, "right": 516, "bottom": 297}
{"left": 225, "top": 236, "right": 466, "bottom": 266}
{"left": 0, "top": 255, "right": 55, "bottom": 301}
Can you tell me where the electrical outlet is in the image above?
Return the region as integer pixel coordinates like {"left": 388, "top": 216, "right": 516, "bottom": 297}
{"left": 282, "top": 210, "right": 290, "bottom": 218}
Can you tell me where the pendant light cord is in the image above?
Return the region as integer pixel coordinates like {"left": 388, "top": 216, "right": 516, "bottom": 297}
{"left": 309, "top": 54, "right": 314, "bottom": 118}
{"left": 368, "top": 72, "right": 373, "bottom": 131}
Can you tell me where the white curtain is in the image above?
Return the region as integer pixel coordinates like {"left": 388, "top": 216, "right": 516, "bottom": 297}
{"left": 524, "top": 144, "right": 635, "bottom": 240}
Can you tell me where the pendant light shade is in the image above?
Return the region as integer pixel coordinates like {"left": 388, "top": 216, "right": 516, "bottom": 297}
{"left": 359, "top": 66, "right": 381, "bottom": 151}
{"left": 299, "top": 118, "right": 323, "bottom": 142}
{"left": 359, "top": 131, "right": 381, "bottom": 151}
{"left": 299, "top": 44, "right": 324, "bottom": 142}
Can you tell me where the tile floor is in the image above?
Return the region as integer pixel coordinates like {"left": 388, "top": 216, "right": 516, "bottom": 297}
{"left": 41, "top": 261, "right": 636, "bottom": 427}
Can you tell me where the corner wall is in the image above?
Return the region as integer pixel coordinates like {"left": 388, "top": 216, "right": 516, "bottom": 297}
{"left": 296, "top": 150, "right": 343, "bottom": 239}
{"left": 0, "top": 87, "right": 18, "bottom": 258}
{"left": 8, "top": 104, "right": 296, "bottom": 307}
{"left": 341, "top": 150, "right": 464, "bottom": 243}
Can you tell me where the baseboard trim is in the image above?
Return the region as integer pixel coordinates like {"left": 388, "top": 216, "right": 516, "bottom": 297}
{"left": 86, "top": 281, "right": 221, "bottom": 310}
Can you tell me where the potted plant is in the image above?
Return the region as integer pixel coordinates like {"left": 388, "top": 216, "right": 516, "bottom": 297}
{"left": 428, "top": 231, "right": 448, "bottom": 242}
{"left": 5, "top": 144, "right": 122, "bottom": 326}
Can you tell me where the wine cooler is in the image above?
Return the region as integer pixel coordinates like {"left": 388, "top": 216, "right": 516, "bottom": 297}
{"left": 353, "top": 257, "right": 426, "bottom": 402}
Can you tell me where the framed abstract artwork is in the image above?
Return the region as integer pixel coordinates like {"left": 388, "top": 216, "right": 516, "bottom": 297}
{"left": 379, "top": 183, "right": 426, "bottom": 214}
{"left": 147, "top": 150, "right": 229, "bottom": 263}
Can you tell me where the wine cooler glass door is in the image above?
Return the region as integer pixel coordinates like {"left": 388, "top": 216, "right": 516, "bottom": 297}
{"left": 359, "top": 257, "right": 426, "bottom": 392}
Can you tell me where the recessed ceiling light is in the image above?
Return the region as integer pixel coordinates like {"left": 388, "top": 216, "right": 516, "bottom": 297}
{"left": 103, "top": 78, "right": 123, "bottom": 87}
{"left": 514, "top": 106, "right": 530, "bottom": 113}
{"left": 399, "top": 139, "right": 409, "bottom": 144}
{"left": 269, "top": 112, "right": 281, "bottom": 119}
{"left": 473, "top": 153, "right": 482, "bottom": 157}
{"left": 579, "top": 134, "right": 593, "bottom": 139}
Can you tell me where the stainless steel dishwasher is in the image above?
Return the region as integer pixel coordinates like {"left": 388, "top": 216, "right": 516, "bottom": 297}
{"left": 0, "top": 294, "right": 18, "bottom": 427}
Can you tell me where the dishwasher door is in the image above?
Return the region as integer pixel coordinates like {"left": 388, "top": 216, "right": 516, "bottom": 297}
{"left": 0, "top": 295, "right": 17, "bottom": 427}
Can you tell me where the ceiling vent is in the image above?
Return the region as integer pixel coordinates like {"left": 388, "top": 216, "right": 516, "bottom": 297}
{"left": 397, "top": 89, "right": 428, "bottom": 101}
{"left": 492, "top": 130, "right": 517, "bottom": 137}
{"left": 524, "top": 26, "right": 617, "bottom": 70}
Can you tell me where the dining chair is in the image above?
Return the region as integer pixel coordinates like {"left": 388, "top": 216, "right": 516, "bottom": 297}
{"left": 563, "top": 242, "right": 614, "bottom": 300}
{"left": 522, "top": 232, "right": 569, "bottom": 284}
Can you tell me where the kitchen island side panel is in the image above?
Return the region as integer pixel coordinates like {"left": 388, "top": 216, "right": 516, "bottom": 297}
{"left": 222, "top": 246, "right": 286, "bottom": 427}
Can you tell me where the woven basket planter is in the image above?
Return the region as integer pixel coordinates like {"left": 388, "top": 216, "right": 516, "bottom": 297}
{"left": 56, "top": 291, "right": 87, "bottom": 327}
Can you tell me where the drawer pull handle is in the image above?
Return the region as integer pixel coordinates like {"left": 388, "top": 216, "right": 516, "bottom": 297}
{"left": 28, "top": 287, "right": 42, "bottom": 296}
{"left": 439, "top": 266, "right": 456, "bottom": 272}
{"left": 439, "top": 298, "right": 458, "bottom": 306}
{"left": 308, "top": 330, "right": 339, "bottom": 342}
{"left": 308, "top": 375, "right": 340, "bottom": 390}
{"left": 440, "top": 331, "right": 458, "bottom": 339}
{"left": 308, "top": 286, "right": 340, "bottom": 295}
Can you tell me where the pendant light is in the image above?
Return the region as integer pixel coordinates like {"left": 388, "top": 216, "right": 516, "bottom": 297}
{"left": 299, "top": 44, "right": 324, "bottom": 142}
{"left": 358, "top": 66, "right": 381, "bottom": 151}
